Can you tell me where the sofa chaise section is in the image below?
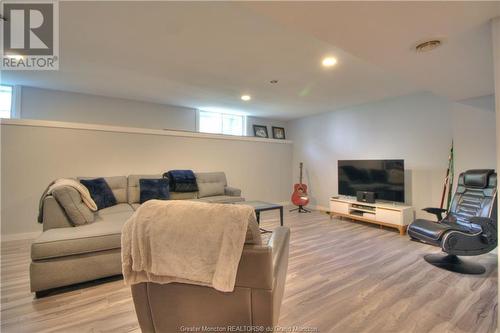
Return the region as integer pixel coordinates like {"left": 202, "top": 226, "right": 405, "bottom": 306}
{"left": 31, "top": 202, "right": 133, "bottom": 293}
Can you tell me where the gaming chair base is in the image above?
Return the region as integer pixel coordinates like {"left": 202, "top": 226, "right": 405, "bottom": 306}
{"left": 424, "top": 253, "right": 486, "bottom": 275}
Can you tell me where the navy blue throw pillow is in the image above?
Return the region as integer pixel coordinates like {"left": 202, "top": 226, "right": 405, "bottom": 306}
{"left": 139, "top": 178, "right": 170, "bottom": 204}
{"left": 80, "top": 178, "right": 117, "bottom": 210}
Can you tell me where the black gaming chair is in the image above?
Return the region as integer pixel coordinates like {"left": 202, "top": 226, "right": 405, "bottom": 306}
{"left": 408, "top": 169, "right": 497, "bottom": 274}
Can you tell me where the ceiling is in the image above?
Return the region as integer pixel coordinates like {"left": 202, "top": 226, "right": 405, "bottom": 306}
{"left": 2, "top": 1, "right": 499, "bottom": 120}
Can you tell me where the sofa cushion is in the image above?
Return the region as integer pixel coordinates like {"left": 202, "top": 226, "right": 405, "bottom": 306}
{"left": 31, "top": 205, "right": 134, "bottom": 260}
{"left": 128, "top": 174, "right": 162, "bottom": 204}
{"left": 140, "top": 178, "right": 170, "bottom": 204}
{"left": 195, "top": 172, "right": 228, "bottom": 186}
{"left": 196, "top": 172, "right": 227, "bottom": 198}
{"left": 80, "top": 178, "right": 117, "bottom": 210}
{"left": 51, "top": 186, "right": 95, "bottom": 226}
{"left": 196, "top": 195, "right": 245, "bottom": 204}
{"left": 198, "top": 182, "right": 225, "bottom": 198}
{"left": 97, "top": 203, "right": 134, "bottom": 217}
{"left": 79, "top": 176, "right": 127, "bottom": 204}
{"left": 170, "top": 192, "right": 198, "bottom": 200}
{"left": 42, "top": 196, "right": 74, "bottom": 230}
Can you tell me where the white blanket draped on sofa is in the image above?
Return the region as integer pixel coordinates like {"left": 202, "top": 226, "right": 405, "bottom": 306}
{"left": 121, "top": 200, "right": 259, "bottom": 292}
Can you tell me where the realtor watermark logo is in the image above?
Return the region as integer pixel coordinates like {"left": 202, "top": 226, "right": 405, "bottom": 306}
{"left": 1, "top": 0, "right": 59, "bottom": 70}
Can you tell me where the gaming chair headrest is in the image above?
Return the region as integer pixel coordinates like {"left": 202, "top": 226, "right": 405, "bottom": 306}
{"left": 462, "top": 169, "right": 495, "bottom": 189}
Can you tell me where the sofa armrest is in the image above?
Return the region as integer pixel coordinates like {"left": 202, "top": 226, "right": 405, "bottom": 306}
{"left": 235, "top": 245, "right": 272, "bottom": 289}
{"left": 268, "top": 226, "right": 290, "bottom": 282}
{"left": 235, "top": 227, "right": 290, "bottom": 290}
{"left": 224, "top": 186, "right": 241, "bottom": 197}
{"left": 42, "top": 196, "right": 73, "bottom": 231}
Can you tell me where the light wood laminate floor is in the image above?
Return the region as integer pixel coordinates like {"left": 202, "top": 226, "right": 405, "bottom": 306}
{"left": 1, "top": 209, "right": 497, "bottom": 332}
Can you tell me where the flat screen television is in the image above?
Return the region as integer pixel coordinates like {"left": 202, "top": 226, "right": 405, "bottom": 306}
{"left": 338, "top": 159, "right": 405, "bottom": 203}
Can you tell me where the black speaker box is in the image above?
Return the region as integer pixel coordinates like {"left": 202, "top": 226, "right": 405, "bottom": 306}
{"left": 356, "top": 191, "right": 376, "bottom": 204}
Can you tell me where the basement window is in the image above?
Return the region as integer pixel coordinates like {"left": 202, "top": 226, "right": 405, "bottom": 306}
{"left": 198, "top": 110, "right": 246, "bottom": 136}
{"left": 0, "top": 85, "right": 13, "bottom": 119}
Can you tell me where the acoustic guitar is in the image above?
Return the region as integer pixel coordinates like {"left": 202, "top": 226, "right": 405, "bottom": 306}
{"left": 290, "top": 162, "right": 311, "bottom": 213}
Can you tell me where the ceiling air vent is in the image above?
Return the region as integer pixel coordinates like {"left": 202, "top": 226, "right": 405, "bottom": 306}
{"left": 415, "top": 40, "right": 442, "bottom": 53}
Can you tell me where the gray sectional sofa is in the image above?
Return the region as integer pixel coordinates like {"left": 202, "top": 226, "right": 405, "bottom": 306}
{"left": 31, "top": 172, "right": 244, "bottom": 295}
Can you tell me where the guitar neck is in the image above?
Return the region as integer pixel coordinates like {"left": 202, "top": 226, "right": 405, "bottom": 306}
{"left": 299, "top": 163, "right": 303, "bottom": 184}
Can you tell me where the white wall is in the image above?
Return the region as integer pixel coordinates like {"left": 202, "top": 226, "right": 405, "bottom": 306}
{"left": 458, "top": 95, "right": 496, "bottom": 112}
{"left": 20, "top": 86, "right": 197, "bottom": 131}
{"left": 18, "top": 87, "right": 289, "bottom": 137}
{"left": 288, "top": 92, "right": 496, "bottom": 219}
{"left": 452, "top": 98, "right": 496, "bottom": 173}
{"left": 0, "top": 123, "right": 292, "bottom": 237}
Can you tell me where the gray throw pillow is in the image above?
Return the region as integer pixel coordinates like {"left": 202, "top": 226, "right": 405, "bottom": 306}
{"left": 52, "top": 186, "right": 95, "bottom": 226}
{"left": 198, "top": 182, "right": 225, "bottom": 198}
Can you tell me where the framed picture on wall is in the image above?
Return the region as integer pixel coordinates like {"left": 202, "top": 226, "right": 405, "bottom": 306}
{"left": 272, "top": 126, "right": 286, "bottom": 139}
{"left": 253, "top": 125, "right": 269, "bottom": 138}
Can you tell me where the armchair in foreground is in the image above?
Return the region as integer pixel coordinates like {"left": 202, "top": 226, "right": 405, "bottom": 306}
{"left": 131, "top": 227, "right": 290, "bottom": 332}
{"left": 408, "top": 169, "right": 497, "bottom": 274}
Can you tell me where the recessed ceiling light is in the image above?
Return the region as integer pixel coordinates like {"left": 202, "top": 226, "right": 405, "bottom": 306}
{"left": 241, "top": 95, "right": 251, "bottom": 101}
{"left": 322, "top": 57, "right": 337, "bottom": 67}
{"left": 415, "top": 40, "right": 442, "bottom": 53}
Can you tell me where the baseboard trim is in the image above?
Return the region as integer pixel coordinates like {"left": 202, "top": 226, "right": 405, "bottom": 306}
{"left": 314, "top": 205, "right": 330, "bottom": 213}
{"left": 285, "top": 203, "right": 327, "bottom": 212}
{"left": 1, "top": 231, "right": 41, "bottom": 242}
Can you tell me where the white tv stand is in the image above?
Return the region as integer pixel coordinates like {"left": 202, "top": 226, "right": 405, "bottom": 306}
{"left": 329, "top": 197, "right": 413, "bottom": 235}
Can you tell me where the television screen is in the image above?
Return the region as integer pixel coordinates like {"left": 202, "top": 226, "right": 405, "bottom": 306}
{"left": 338, "top": 159, "right": 405, "bottom": 203}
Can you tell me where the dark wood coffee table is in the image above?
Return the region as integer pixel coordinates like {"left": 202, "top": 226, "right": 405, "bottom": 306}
{"left": 236, "top": 201, "right": 284, "bottom": 232}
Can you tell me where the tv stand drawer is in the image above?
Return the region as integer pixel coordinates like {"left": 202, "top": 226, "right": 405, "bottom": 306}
{"left": 330, "top": 200, "right": 349, "bottom": 214}
{"left": 376, "top": 208, "right": 402, "bottom": 225}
